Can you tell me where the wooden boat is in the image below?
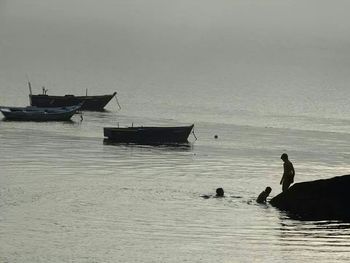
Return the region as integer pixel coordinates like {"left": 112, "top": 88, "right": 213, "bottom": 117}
{"left": 0, "top": 104, "right": 81, "bottom": 121}
{"left": 30, "top": 92, "right": 116, "bottom": 111}
{"left": 104, "top": 124, "right": 194, "bottom": 144}
{"left": 28, "top": 84, "right": 117, "bottom": 111}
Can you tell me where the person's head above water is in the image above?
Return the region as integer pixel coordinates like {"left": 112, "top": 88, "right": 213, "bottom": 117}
{"left": 216, "top": 188, "right": 224, "bottom": 197}
{"left": 281, "top": 153, "right": 288, "bottom": 161}
{"left": 265, "top": 186, "right": 272, "bottom": 195}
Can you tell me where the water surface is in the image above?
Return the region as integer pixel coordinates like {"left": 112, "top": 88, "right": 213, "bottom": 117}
{"left": 1, "top": 0, "right": 350, "bottom": 262}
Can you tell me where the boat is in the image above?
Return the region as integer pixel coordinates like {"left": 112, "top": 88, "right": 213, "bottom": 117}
{"left": 28, "top": 83, "right": 117, "bottom": 111}
{"left": 104, "top": 124, "right": 195, "bottom": 144}
{"left": 0, "top": 104, "right": 82, "bottom": 121}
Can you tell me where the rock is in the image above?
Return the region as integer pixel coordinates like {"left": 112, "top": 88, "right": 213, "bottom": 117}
{"left": 270, "top": 174, "right": 350, "bottom": 220}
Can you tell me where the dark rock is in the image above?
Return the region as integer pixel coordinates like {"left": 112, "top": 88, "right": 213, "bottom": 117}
{"left": 270, "top": 174, "right": 350, "bottom": 220}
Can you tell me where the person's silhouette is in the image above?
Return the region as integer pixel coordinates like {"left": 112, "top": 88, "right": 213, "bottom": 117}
{"left": 256, "top": 187, "right": 272, "bottom": 203}
{"left": 201, "top": 187, "right": 225, "bottom": 199}
{"left": 215, "top": 188, "right": 224, "bottom": 197}
{"left": 280, "top": 153, "right": 295, "bottom": 192}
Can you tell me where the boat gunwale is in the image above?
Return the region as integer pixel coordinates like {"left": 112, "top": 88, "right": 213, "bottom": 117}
{"left": 29, "top": 92, "right": 116, "bottom": 100}
{"left": 104, "top": 124, "right": 194, "bottom": 131}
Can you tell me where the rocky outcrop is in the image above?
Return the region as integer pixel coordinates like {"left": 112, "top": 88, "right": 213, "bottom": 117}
{"left": 270, "top": 174, "right": 350, "bottom": 220}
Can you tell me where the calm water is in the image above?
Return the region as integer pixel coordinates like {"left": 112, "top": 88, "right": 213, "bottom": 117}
{"left": 1, "top": 1, "right": 350, "bottom": 262}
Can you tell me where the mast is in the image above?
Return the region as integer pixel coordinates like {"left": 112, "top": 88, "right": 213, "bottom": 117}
{"left": 28, "top": 81, "right": 32, "bottom": 95}
{"left": 28, "top": 81, "right": 33, "bottom": 105}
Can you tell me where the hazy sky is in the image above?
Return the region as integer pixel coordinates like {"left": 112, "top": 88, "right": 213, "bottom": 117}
{"left": 1, "top": 0, "right": 350, "bottom": 70}
{"left": 1, "top": 0, "right": 350, "bottom": 110}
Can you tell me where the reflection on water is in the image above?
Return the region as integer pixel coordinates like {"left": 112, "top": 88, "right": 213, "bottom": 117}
{"left": 1, "top": 115, "right": 350, "bottom": 262}
{"left": 277, "top": 216, "right": 350, "bottom": 259}
{"left": 103, "top": 138, "right": 193, "bottom": 150}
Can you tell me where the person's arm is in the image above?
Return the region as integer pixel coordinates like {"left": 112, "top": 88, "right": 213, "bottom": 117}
{"left": 256, "top": 192, "right": 265, "bottom": 203}
{"left": 291, "top": 163, "right": 295, "bottom": 183}
{"left": 280, "top": 163, "right": 287, "bottom": 184}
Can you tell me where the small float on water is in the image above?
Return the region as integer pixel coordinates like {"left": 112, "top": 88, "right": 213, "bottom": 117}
{"left": 0, "top": 104, "right": 82, "bottom": 121}
{"left": 270, "top": 174, "right": 350, "bottom": 220}
{"left": 104, "top": 124, "right": 195, "bottom": 145}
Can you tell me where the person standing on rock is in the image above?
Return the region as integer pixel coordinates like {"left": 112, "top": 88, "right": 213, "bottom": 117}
{"left": 280, "top": 153, "right": 295, "bottom": 192}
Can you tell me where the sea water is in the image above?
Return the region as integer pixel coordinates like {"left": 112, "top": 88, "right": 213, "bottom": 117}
{"left": 1, "top": 1, "right": 350, "bottom": 262}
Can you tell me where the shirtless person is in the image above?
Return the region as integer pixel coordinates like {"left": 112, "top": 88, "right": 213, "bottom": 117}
{"left": 201, "top": 188, "right": 225, "bottom": 199}
{"left": 256, "top": 187, "right": 272, "bottom": 203}
{"left": 280, "top": 153, "right": 295, "bottom": 192}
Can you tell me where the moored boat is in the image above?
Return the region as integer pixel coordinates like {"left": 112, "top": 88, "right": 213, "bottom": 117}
{"left": 30, "top": 92, "right": 116, "bottom": 111}
{"left": 28, "top": 83, "right": 117, "bottom": 111}
{"left": 0, "top": 104, "right": 81, "bottom": 121}
{"left": 104, "top": 124, "right": 194, "bottom": 144}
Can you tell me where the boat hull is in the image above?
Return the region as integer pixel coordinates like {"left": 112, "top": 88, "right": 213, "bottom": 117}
{"left": 104, "top": 125, "right": 194, "bottom": 144}
{"left": 0, "top": 105, "right": 80, "bottom": 121}
{"left": 30, "top": 92, "right": 116, "bottom": 111}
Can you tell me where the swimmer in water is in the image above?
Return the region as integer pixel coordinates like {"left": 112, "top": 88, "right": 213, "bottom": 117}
{"left": 215, "top": 187, "right": 224, "bottom": 197}
{"left": 256, "top": 187, "right": 272, "bottom": 204}
{"left": 201, "top": 187, "right": 225, "bottom": 199}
